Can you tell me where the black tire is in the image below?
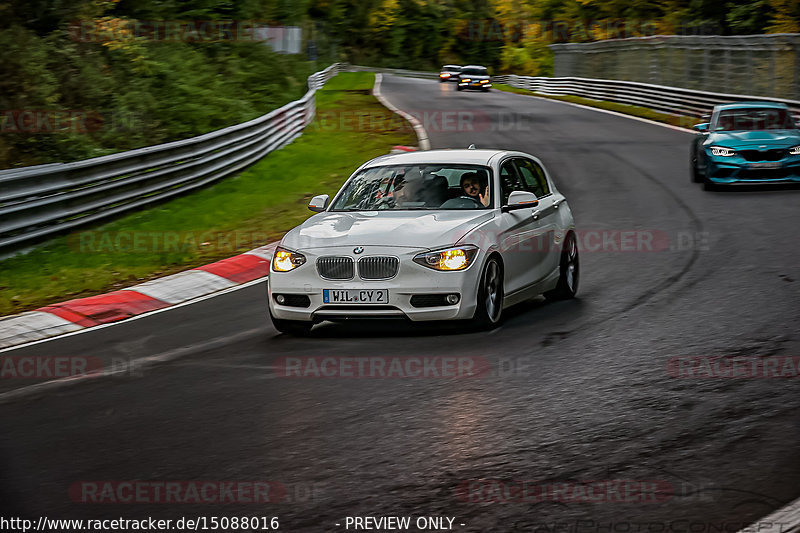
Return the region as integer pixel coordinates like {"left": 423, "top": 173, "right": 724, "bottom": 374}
{"left": 456, "top": 85, "right": 463, "bottom": 91}
{"left": 544, "top": 232, "right": 579, "bottom": 301}
{"left": 472, "top": 256, "right": 504, "bottom": 329}
{"left": 269, "top": 307, "right": 313, "bottom": 336}
{"left": 691, "top": 149, "right": 702, "bottom": 183}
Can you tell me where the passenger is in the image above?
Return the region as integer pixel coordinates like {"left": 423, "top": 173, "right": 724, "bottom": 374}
{"left": 460, "top": 172, "right": 490, "bottom": 207}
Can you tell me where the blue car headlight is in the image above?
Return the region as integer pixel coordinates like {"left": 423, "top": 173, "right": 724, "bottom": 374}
{"left": 709, "top": 146, "right": 736, "bottom": 157}
{"left": 789, "top": 145, "right": 800, "bottom": 155}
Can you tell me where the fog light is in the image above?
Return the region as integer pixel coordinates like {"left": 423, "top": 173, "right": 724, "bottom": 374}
{"left": 276, "top": 294, "right": 286, "bottom": 304}
{"left": 446, "top": 294, "right": 460, "bottom": 305}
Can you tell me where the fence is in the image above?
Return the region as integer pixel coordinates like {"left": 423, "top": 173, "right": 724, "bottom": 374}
{"left": 550, "top": 34, "right": 800, "bottom": 100}
{"left": 0, "top": 63, "right": 343, "bottom": 254}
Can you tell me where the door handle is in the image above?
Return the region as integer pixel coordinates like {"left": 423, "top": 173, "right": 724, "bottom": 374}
{"left": 532, "top": 210, "right": 541, "bottom": 220}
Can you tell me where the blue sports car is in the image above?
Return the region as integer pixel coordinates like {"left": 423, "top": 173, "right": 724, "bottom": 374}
{"left": 691, "top": 102, "right": 800, "bottom": 189}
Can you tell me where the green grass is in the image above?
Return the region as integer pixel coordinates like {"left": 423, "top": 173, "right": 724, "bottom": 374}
{"left": 0, "top": 72, "right": 417, "bottom": 316}
{"left": 493, "top": 83, "right": 699, "bottom": 129}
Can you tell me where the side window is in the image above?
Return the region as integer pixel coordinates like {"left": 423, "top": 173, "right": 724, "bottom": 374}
{"left": 499, "top": 160, "right": 521, "bottom": 204}
{"left": 515, "top": 159, "right": 550, "bottom": 197}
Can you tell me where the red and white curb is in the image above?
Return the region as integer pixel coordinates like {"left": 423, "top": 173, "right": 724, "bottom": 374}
{"left": 0, "top": 242, "right": 278, "bottom": 350}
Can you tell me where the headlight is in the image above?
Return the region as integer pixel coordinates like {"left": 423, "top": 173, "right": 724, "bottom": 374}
{"left": 461, "top": 78, "right": 471, "bottom": 83}
{"left": 480, "top": 80, "right": 489, "bottom": 83}
{"left": 709, "top": 146, "right": 736, "bottom": 157}
{"left": 413, "top": 246, "right": 478, "bottom": 271}
{"left": 789, "top": 145, "right": 800, "bottom": 155}
{"left": 272, "top": 246, "right": 306, "bottom": 272}
{"left": 440, "top": 73, "right": 450, "bottom": 78}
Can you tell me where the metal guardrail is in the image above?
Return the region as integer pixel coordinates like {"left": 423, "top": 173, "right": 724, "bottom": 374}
{"left": 350, "top": 65, "right": 800, "bottom": 120}
{"left": 492, "top": 74, "right": 800, "bottom": 119}
{"left": 0, "top": 63, "right": 343, "bottom": 252}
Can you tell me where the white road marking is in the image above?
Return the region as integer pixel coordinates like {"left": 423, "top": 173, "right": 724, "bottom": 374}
{"left": 373, "top": 73, "right": 432, "bottom": 150}
{"left": 494, "top": 85, "right": 695, "bottom": 133}
{"left": 0, "top": 326, "right": 268, "bottom": 403}
{"left": 0, "top": 276, "right": 268, "bottom": 354}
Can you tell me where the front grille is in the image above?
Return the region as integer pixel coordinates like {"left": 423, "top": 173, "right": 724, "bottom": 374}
{"left": 317, "top": 256, "right": 354, "bottom": 280}
{"left": 358, "top": 256, "right": 399, "bottom": 280}
{"left": 740, "top": 149, "right": 785, "bottom": 162}
{"left": 737, "top": 168, "right": 793, "bottom": 180}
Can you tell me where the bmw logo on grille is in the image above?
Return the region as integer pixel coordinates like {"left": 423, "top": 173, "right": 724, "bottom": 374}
{"left": 353, "top": 247, "right": 364, "bottom": 254}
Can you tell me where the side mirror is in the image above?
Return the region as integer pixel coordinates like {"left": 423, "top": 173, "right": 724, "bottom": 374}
{"left": 502, "top": 190, "right": 538, "bottom": 212}
{"left": 692, "top": 123, "right": 710, "bottom": 132}
{"left": 308, "top": 194, "right": 329, "bottom": 213}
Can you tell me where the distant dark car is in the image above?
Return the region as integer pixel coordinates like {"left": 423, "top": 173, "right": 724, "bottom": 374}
{"left": 691, "top": 101, "right": 800, "bottom": 189}
{"left": 457, "top": 65, "right": 491, "bottom": 92}
{"left": 439, "top": 65, "right": 462, "bottom": 82}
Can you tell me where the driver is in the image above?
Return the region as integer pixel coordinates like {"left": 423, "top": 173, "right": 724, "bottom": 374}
{"left": 460, "top": 172, "right": 490, "bottom": 207}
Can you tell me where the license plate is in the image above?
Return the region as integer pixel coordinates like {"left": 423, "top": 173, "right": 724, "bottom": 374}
{"left": 323, "top": 289, "right": 388, "bottom": 304}
{"left": 749, "top": 162, "right": 782, "bottom": 169}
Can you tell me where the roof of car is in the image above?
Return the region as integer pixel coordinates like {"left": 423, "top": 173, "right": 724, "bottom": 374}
{"left": 462, "top": 65, "right": 487, "bottom": 69}
{"left": 715, "top": 101, "right": 789, "bottom": 110}
{"left": 364, "top": 149, "right": 508, "bottom": 167}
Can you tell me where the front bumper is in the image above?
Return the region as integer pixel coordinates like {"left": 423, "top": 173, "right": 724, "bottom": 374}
{"left": 458, "top": 81, "right": 492, "bottom": 90}
{"left": 268, "top": 246, "right": 484, "bottom": 322}
{"left": 706, "top": 152, "right": 800, "bottom": 184}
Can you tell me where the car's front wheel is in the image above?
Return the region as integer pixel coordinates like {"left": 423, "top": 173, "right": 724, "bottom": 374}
{"left": 269, "top": 307, "right": 313, "bottom": 336}
{"left": 544, "top": 232, "right": 579, "bottom": 301}
{"left": 472, "top": 256, "right": 504, "bottom": 329}
{"left": 691, "top": 149, "right": 702, "bottom": 183}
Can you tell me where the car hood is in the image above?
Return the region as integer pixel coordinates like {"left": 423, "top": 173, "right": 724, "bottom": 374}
{"left": 281, "top": 211, "right": 495, "bottom": 251}
{"left": 461, "top": 74, "right": 490, "bottom": 80}
{"left": 707, "top": 129, "right": 800, "bottom": 148}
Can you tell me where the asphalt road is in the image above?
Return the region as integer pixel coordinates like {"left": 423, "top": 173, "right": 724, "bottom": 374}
{"left": 1, "top": 75, "right": 800, "bottom": 532}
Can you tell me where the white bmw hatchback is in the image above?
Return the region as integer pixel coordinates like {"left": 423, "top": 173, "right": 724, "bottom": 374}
{"left": 267, "top": 149, "right": 578, "bottom": 335}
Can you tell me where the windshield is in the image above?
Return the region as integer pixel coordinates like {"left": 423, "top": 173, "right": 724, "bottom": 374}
{"left": 713, "top": 107, "right": 794, "bottom": 131}
{"left": 331, "top": 164, "right": 493, "bottom": 211}
{"left": 461, "top": 67, "right": 487, "bottom": 76}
